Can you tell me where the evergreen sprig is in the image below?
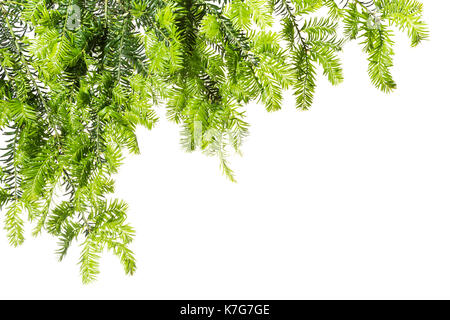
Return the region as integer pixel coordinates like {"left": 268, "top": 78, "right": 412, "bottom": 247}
{"left": 0, "top": 0, "right": 428, "bottom": 283}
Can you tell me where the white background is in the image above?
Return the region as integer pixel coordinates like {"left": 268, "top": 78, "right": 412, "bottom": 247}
{"left": 1, "top": 0, "right": 449, "bottom": 299}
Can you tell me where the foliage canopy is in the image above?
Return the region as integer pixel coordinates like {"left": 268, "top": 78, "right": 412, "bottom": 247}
{"left": 0, "top": 0, "right": 428, "bottom": 283}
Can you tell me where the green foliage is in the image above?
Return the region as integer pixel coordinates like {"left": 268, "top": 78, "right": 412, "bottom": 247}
{"left": 0, "top": 0, "right": 427, "bottom": 283}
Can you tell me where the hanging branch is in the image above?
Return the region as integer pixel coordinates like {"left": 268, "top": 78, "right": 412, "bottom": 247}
{"left": 0, "top": 0, "right": 428, "bottom": 283}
